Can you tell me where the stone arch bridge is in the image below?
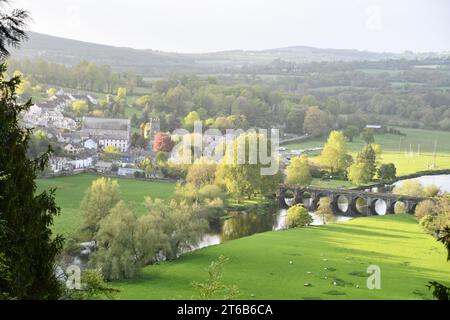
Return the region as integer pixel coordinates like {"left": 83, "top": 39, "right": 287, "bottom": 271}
{"left": 278, "top": 185, "right": 426, "bottom": 217}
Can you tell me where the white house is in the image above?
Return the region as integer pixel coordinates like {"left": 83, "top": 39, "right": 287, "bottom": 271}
{"left": 64, "top": 144, "right": 76, "bottom": 154}
{"left": 118, "top": 167, "right": 144, "bottom": 177}
{"left": 84, "top": 139, "right": 98, "bottom": 150}
{"left": 95, "top": 161, "right": 113, "bottom": 173}
{"left": 68, "top": 157, "right": 93, "bottom": 170}
{"left": 82, "top": 117, "right": 131, "bottom": 152}
{"left": 49, "top": 157, "right": 69, "bottom": 173}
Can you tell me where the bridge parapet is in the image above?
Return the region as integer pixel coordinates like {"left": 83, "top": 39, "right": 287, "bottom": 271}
{"left": 278, "top": 184, "right": 426, "bottom": 217}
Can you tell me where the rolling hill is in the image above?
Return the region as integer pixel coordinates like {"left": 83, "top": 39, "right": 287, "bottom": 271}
{"left": 12, "top": 32, "right": 448, "bottom": 75}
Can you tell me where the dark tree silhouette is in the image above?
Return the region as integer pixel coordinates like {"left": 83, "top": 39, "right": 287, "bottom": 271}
{"left": 428, "top": 226, "right": 450, "bottom": 300}
{"left": 0, "top": 63, "right": 64, "bottom": 299}
{"left": 0, "top": 0, "right": 29, "bottom": 58}
{"left": 1, "top": 2, "right": 63, "bottom": 298}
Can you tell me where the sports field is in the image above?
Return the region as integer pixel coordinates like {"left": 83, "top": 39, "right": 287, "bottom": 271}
{"left": 285, "top": 128, "right": 450, "bottom": 176}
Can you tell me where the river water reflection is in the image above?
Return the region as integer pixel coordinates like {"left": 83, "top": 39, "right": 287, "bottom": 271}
{"left": 195, "top": 174, "right": 450, "bottom": 251}
{"left": 195, "top": 208, "right": 352, "bottom": 250}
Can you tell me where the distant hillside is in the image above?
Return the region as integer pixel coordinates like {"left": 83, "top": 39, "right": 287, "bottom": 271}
{"left": 11, "top": 32, "right": 449, "bottom": 75}
{"left": 11, "top": 32, "right": 198, "bottom": 74}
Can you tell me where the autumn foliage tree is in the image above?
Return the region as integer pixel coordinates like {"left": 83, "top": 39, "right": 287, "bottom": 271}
{"left": 153, "top": 132, "right": 175, "bottom": 152}
{"left": 303, "top": 106, "right": 329, "bottom": 136}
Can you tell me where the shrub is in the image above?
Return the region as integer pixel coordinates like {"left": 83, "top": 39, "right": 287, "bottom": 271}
{"left": 286, "top": 204, "right": 313, "bottom": 228}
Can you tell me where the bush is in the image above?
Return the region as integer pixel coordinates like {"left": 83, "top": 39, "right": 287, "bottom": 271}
{"left": 286, "top": 204, "right": 313, "bottom": 228}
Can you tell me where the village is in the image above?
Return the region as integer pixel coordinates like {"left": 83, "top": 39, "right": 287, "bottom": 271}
{"left": 20, "top": 90, "right": 167, "bottom": 179}
{"left": 21, "top": 89, "right": 329, "bottom": 181}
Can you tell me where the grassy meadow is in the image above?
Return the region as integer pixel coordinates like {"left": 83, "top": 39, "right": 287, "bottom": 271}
{"left": 285, "top": 127, "right": 450, "bottom": 176}
{"left": 36, "top": 174, "right": 176, "bottom": 237}
{"left": 113, "top": 214, "right": 449, "bottom": 300}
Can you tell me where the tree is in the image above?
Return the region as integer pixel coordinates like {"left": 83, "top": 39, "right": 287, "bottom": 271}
{"left": 156, "top": 151, "right": 169, "bottom": 163}
{"left": 0, "top": 63, "right": 63, "bottom": 299}
{"left": 165, "top": 85, "right": 191, "bottom": 115}
{"left": 0, "top": 1, "right": 29, "bottom": 58}
{"left": 357, "top": 144, "right": 377, "bottom": 178}
{"left": 286, "top": 155, "right": 312, "bottom": 186}
{"left": 348, "top": 144, "right": 377, "bottom": 185}
{"left": 415, "top": 200, "right": 438, "bottom": 221}
{"left": 192, "top": 256, "right": 239, "bottom": 300}
{"left": 325, "top": 96, "right": 341, "bottom": 115}
{"left": 286, "top": 204, "right": 313, "bottom": 228}
{"left": 286, "top": 108, "right": 304, "bottom": 134}
{"left": 348, "top": 162, "right": 372, "bottom": 185}
{"left": 131, "top": 132, "right": 148, "bottom": 149}
{"left": 300, "top": 94, "right": 318, "bottom": 107}
{"left": 393, "top": 180, "right": 424, "bottom": 197}
{"left": 303, "top": 106, "right": 329, "bottom": 136}
{"left": 71, "top": 99, "right": 88, "bottom": 115}
{"left": 220, "top": 132, "right": 281, "bottom": 202}
{"left": 320, "top": 131, "right": 349, "bottom": 173}
{"left": 428, "top": 226, "right": 450, "bottom": 300}
{"left": 186, "top": 162, "right": 217, "bottom": 188}
{"left": 63, "top": 269, "right": 120, "bottom": 300}
{"left": 47, "top": 87, "right": 57, "bottom": 98}
{"left": 316, "top": 197, "right": 334, "bottom": 225}
{"left": 143, "top": 198, "right": 207, "bottom": 259}
{"left": 415, "top": 196, "right": 449, "bottom": 236}
{"left": 102, "top": 145, "right": 121, "bottom": 161}
{"left": 115, "top": 87, "right": 127, "bottom": 103}
{"left": 16, "top": 77, "right": 32, "bottom": 98}
{"left": 424, "top": 185, "right": 441, "bottom": 197}
{"left": 80, "top": 178, "right": 121, "bottom": 240}
{"left": 183, "top": 110, "right": 201, "bottom": 131}
{"left": 360, "top": 128, "right": 375, "bottom": 144}
{"left": 153, "top": 132, "right": 174, "bottom": 153}
{"left": 377, "top": 163, "right": 396, "bottom": 183}
{"left": 138, "top": 158, "right": 154, "bottom": 177}
{"left": 136, "top": 95, "right": 151, "bottom": 109}
{"left": 344, "top": 126, "right": 359, "bottom": 142}
{"left": 91, "top": 201, "right": 140, "bottom": 280}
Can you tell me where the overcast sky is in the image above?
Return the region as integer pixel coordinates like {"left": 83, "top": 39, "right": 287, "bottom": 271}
{"left": 13, "top": 0, "right": 450, "bottom": 53}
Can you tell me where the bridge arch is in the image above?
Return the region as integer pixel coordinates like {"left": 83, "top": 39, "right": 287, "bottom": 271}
{"left": 350, "top": 196, "right": 368, "bottom": 215}
{"left": 336, "top": 195, "right": 350, "bottom": 214}
{"left": 310, "top": 192, "right": 331, "bottom": 211}
{"left": 390, "top": 200, "right": 406, "bottom": 214}
{"left": 371, "top": 199, "right": 388, "bottom": 215}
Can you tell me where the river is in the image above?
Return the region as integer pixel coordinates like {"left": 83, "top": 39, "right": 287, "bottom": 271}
{"left": 393, "top": 174, "right": 450, "bottom": 193}
{"left": 195, "top": 206, "right": 352, "bottom": 250}
{"left": 194, "top": 174, "right": 450, "bottom": 251}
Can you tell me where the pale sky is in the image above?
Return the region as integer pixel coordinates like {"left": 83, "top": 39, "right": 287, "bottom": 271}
{"left": 13, "top": 0, "right": 450, "bottom": 53}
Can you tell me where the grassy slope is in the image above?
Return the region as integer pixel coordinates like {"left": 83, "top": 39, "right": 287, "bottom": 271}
{"left": 36, "top": 174, "right": 175, "bottom": 237}
{"left": 285, "top": 128, "right": 450, "bottom": 176}
{"left": 114, "top": 214, "right": 449, "bottom": 300}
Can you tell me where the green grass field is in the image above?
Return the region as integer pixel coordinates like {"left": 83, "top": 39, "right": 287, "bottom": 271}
{"left": 36, "top": 174, "right": 176, "bottom": 237}
{"left": 285, "top": 128, "right": 450, "bottom": 176}
{"left": 113, "top": 214, "right": 449, "bottom": 300}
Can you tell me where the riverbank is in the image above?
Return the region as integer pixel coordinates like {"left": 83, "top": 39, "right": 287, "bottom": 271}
{"left": 353, "top": 169, "right": 450, "bottom": 191}
{"left": 113, "top": 214, "right": 449, "bottom": 300}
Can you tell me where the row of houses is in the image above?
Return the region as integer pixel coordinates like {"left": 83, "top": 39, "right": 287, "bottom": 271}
{"left": 49, "top": 157, "right": 165, "bottom": 180}
{"left": 22, "top": 91, "right": 99, "bottom": 131}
